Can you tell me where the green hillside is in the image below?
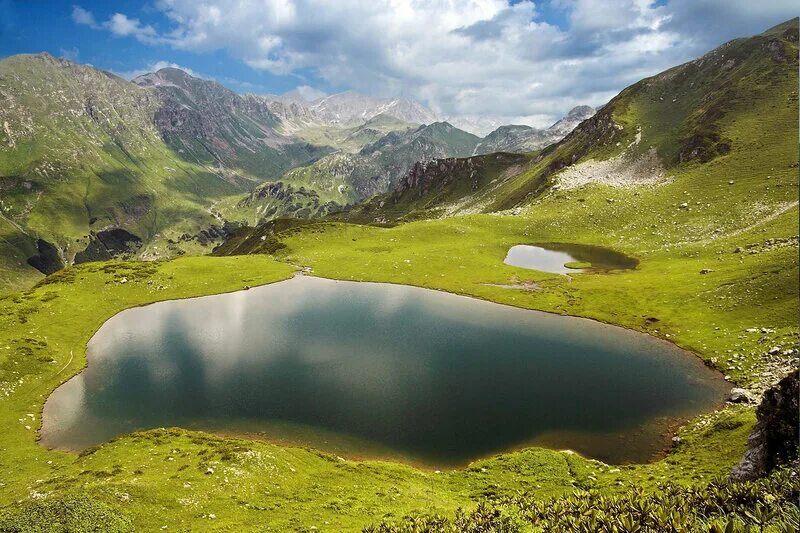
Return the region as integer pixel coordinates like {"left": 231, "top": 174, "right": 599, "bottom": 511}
{"left": 0, "top": 55, "right": 331, "bottom": 290}
{"left": 0, "top": 54, "right": 230, "bottom": 284}
{"left": 333, "top": 18, "right": 798, "bottom": 226}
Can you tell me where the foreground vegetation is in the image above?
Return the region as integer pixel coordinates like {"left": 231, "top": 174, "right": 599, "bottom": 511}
{"left": 366, "top": 468, "right": 800, "bottom": 532}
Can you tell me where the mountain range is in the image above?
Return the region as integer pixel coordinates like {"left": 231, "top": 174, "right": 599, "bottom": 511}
{"left": 294, "top": 18, "right": 798, "bottom": 226}
{"left": 473, "top": 105, "right": 596, "bottom": 155}
{"left": 263, "top": 87, "right": 594, "bottom": 138}
{"left": 0, "top": 55, "right": 594, "bottom": 289}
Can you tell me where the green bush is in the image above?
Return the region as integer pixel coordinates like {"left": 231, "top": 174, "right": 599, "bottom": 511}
{"left": 364, "top": 468, "right": 800, "bottom": 533}
{"left": 0, "top": 495, "right": 133, "bottom": 533}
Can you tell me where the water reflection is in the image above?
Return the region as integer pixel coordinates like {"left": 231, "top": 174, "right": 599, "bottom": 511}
{"left": 41, "top": 276, "right": 724, "bottom": 466}
{"left": 504, "top": 243, "right": 638, "bottom": 274}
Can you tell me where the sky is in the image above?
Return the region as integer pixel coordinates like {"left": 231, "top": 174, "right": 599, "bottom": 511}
{"left": 0, "top": 0, "right": 796, "bottom": 126}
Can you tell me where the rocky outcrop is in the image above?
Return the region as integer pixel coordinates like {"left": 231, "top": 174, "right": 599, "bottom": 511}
{"left": 392, "top": 152, "right": 528, "bottom": 202}
{"left": 170, "top": 222, "right": 240, "bottom": 247}
{"left": 74, "top": 228, "right": 143, "bottom": 264}
{"left": 396, "top": 157, "right": 482, "bottom": 198}
{"left": 238, "top": 181, "right": 342, "bottom": 221}
{"left": 731, "top": 370, "right": 799, "bottom": 481}
{"left": 26, "top": 239, "right": 64, "bottom": 275}
{"left": 727, "top": 388, "right": 752, "bottom": 403}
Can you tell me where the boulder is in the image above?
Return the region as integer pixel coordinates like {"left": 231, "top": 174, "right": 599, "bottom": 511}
{"left": 727, "top": 388, "right": 751, "bottom": 403}
{"left": 731, "top": 370, "right": 799, "bottom": 481}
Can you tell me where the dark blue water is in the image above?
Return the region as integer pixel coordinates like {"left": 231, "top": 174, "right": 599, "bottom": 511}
{"left": 41, "top": 276, "right": 725, "bottom": 466}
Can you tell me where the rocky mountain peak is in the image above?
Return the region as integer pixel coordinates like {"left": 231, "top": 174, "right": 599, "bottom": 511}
{"left": 566, "top": 105, "right": 595, "bottom": 118}
{"left": 473, "top": 106, "right": 595, "bottom": 155}
{"left": 133, "top": 67, "right": 221, "bottom": 94}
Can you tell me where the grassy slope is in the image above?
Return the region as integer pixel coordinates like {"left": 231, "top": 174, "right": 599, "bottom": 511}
{"left": 0, "top": 54, "right": 254, "bottom": 288}
{"left": 486, "top": 19, "right": 799, "bottom": 214}
{"left": 0, "top": 217, "right": 39, "bottom": 291}
{"left": 0, "top": 57, "right": 346, "bottom": 291}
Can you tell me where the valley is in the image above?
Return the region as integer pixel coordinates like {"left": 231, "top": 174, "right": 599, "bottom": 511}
{"left": 0, "top": 14, "right": 797, "bottom": 533}
{"left": 0, "top": 56, "right": 590, "bottom": 293}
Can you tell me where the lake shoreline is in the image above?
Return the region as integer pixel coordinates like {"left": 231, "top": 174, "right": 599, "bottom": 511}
{"left": 39, "top": 271, "right": 729, "bottom": 469}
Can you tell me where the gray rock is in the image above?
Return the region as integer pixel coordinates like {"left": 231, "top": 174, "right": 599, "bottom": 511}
{"left": 731, "top": 370, "right": 799, "bottom": 481}
{"left": 728, "top": 388, "right": 751, "bottom": 403}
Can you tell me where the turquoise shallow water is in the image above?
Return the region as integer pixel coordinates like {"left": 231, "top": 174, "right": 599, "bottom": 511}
{"left": 41, "top": 276, "right": 726, "bottom": 466}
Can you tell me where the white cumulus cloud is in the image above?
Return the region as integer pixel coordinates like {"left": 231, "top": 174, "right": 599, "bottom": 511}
{"left": 71, "top": 5, "right": 98, "bottom": 28}
{"left": 104, "top": 13, "right": 161, "bottom": 44}
{"left": 71, "top": 1, "right": 798, "bottom": 122}
{"left": 293, "top": 85, "right": 328, "bottom": 101}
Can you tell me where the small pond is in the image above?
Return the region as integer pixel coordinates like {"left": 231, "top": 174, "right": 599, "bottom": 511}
{"left": 504, "top": 243, "right": 638, "bottom": 274}
{"left": 41, "top": 276, "right": 724, "bottom": 467}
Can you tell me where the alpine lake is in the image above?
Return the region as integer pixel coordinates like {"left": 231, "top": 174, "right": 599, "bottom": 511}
{"left": 41, "top": 269, "right": 727, "bottom": 468}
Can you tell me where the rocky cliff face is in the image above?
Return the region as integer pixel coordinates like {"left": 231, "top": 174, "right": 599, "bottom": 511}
{"left": 258, "top": 97, "right": 319, "bottom": 133}
{"left": 731, "top": 370, "right": 799, "bottom": 481}
{"left": 396, "top": 157, "right": 486, "bottom": 198}
{"left": 134, "top": 68, "right": 329, "bottom": 179}
{"left": 334, "top": 151, "right": 531, "bottom": 223}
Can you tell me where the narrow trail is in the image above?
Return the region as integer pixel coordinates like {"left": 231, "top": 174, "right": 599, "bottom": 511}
{"left": 55, "top": 349, "right": 74, "bottom": 379}
{"left": 0, "top": 211, "right": 29, "bottom": 236}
